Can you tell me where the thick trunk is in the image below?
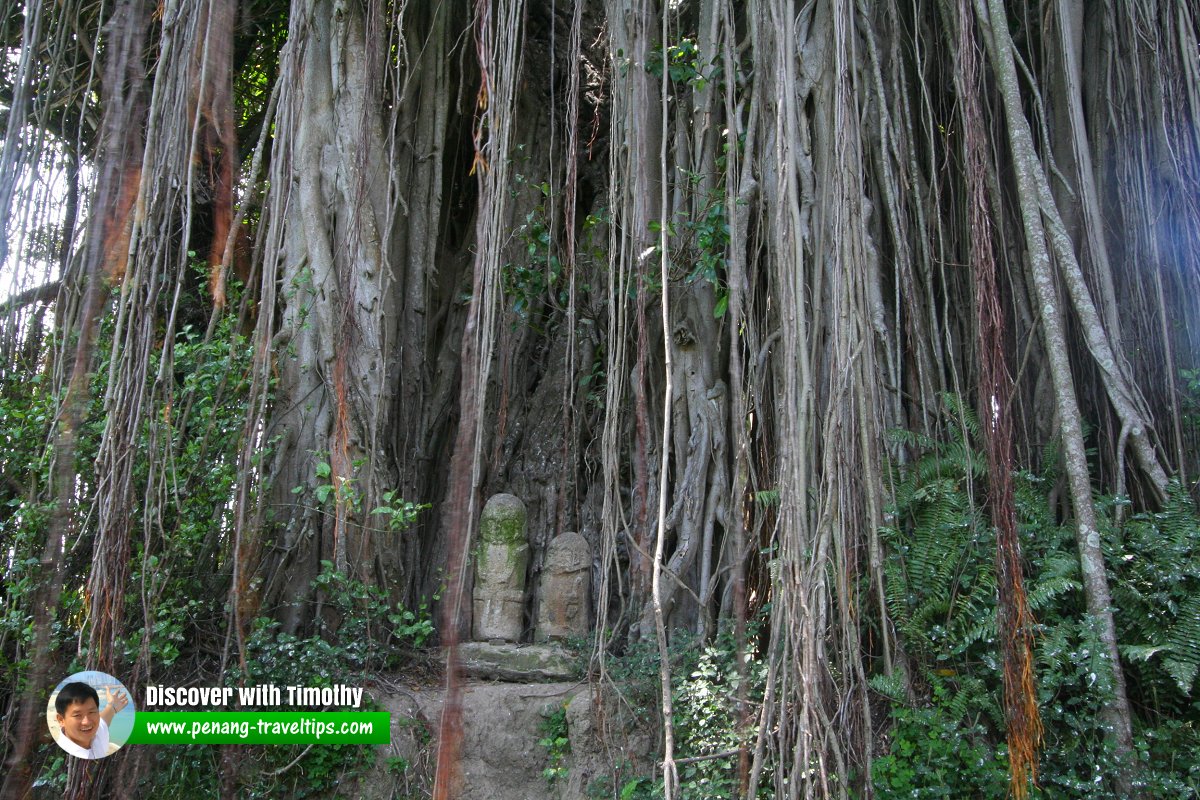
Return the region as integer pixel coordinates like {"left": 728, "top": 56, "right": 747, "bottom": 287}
{"left": 261, "top": 0, "right": 395, "bottom": 628}
{"left": 603, "top": 0, "right": 666, "bottom": 636}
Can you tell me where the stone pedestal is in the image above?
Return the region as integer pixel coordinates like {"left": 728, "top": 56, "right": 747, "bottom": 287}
{"left": 472, "top": 493, "right": 529, "bottom": 642}
{"left": 535, "top": 531, "right": 591, "bottom": 642}
{"left": 455, "top": 641, "right": 579, "bottom": 682}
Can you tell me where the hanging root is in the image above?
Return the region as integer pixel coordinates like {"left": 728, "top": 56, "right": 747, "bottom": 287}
{"left": 957, "top": 2, "right": 1042, "bottom": 794}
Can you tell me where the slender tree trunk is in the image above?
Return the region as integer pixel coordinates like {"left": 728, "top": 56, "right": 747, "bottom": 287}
{"left": 975, "top": 0, "right": 1137, "bottom": 783}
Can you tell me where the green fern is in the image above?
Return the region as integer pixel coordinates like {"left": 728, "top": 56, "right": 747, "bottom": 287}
{"left": 753, "top": 488, "right": 780, "bottom": 508}
{"left": 938, "top": 673, "right": 987, "bottom": 724}
{"left": 1024, "top": 553, "right": 1080, "bottom": 612}
{"left": 1164, "top": 594, "right": 1200, "bottom": 694}
{"left": 940, "top": 391, "right": 982, "bottom": 442}
{"left": 882, "top": 395, "right": 997, "bottom": 666}
{"left": 1104, "top": 485, "right": 1200, "bottom": 704}
{"left": 1120, "top": 643, "right": 1172, "bottom": 663}
{"left": 869, "top": 672, "right": 908, "bottom": 704}
{"left": 879, "top": 412, "right": 1200, "bottom": 796}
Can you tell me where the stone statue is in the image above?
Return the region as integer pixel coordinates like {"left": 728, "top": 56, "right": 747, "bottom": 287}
{"left": 472, "top": 493, "right": 529, "bottom": 641}
{"left": 535, "top": 531, "right": 590, "bottom": 642}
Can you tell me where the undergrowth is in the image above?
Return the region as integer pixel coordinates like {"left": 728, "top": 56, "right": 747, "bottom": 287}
{"left": 874, "top": 395, "right": 1200, "bottom": 798}
{"left": 590, "top": 623, "right": 773, "bottom": 800}
{"left": 10, "top": 289, "right": 433, "bottom": 798}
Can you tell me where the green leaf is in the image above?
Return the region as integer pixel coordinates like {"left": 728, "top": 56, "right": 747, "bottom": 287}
{"left": 1120, "top": 644, "right": 1171, "bottom": 663}
{"left": 1163, "top": 657, "right": 1198, "bottom": 695}
{"left": 713, "top": 294, "right": 728, "bottom": 319}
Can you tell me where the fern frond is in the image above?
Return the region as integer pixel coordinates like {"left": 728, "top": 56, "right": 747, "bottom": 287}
{"left": 1037, "top": 439, "right": 1061, "bottom": 484}
{"left": 937, "top": 674, "right": 987, "bottom": 723}
{"left": 1026, "top": 573, "right": 1080, "bottom": 613}
{"left": 883, "top": 554, "right": 910, "bottom": 626}
{"left": 887, "top": 427, "right": 937, "bottom": 452}
{"left": 1120, "top": 643, "right": 1171, "bottom": 663}
{"left": 869, "top": 673, "right": 908, "bottom": 704}
{"left": 960, "top": 615, "right": 998, "bottom": 651}
{"left": 1035, "top": 619, "right": 1075, "bottom": 674}
{"left": 940, "top": 392, "right": 981, "bottom": 442}
{"left": 1165, "top": 595, "right": 1200, "bottom": 694}
{"left": 753, "top": 489, "right": 780, "bottom": 508}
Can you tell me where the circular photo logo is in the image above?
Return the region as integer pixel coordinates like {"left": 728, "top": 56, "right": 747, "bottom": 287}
{"left": 46, "top": 671, "right": 135, "bottom": 759}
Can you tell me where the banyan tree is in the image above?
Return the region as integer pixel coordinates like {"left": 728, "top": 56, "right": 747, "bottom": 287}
{"left": 2, "top": 0, "right": 1198, "bottom": 798}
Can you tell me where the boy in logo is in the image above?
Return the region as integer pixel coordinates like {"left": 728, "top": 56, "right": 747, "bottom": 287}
{"left": 54, "top": 682, "right": 129, "bottom": 759}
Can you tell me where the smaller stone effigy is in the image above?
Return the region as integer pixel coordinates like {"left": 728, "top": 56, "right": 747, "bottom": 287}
{"left": 535, "top": 531, "right": 590, "bottom": 642}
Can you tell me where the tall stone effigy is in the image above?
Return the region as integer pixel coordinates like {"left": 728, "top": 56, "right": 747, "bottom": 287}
{"left": 472, "top": 493, "right": 529, "bottom": 642}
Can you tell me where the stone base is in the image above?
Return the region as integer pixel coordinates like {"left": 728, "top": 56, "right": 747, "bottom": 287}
{"left": 455, "top": 641, "right": 580, "bottom": 682}
{"left": 472, "top": 588, "right": 524, "bottom": 642}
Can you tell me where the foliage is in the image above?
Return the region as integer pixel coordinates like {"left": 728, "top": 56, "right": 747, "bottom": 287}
{"left": 646, "top": 38, "right": 713, "bottom": 91}
{"left": 231, "top": 608, "right": 380, "bottom": 800}
{"left": 881, "top": 398, "right": 991, "bottom": 667}
{"left": 1182, "top": 369, "right": 1200, "bottom": 431}
{"left": 123, "top": 310, "right": 257, "bottom": 669}
{"left": 539, "top": 702, "right": 571, "bottom": 785}
{"left": 1108, "top": 487, "right": 1200, "bottom": 698}
{"left": 646, "top": 189, "right": 730, "bottom": 317}
{"left": 311, "top": 560, "right": 435, "bottom": 664}
{"left": 293, "top": 458, "right": 429, "bottom": 533}
{"left": 1, "top": 284, "right": 405, "bottom": 796}
{"left": 0, "top": 344, "right": 67, "bottom": 687}
{"left": 31, "top": 753, "right": 68, "bottom": 795}
{"left": 580, "top": 342, "right": 608, "bottom": 410}
{"left": 131, "top": 561, "right": 431, "bottom": 799}
{"left": 0, "top": 268, "right": 435, "bottom": 793}
{"left": 871, "top": 675, "right": 1009, "bottom": 798}
{"left": 683, "top": 191, "right": 730, "bottom": 319}
{"left": 503, "top": 177, "right": 563, "bottom": 322}
{"left": 4, "top": 2, "right": 1199, "bottom": 798}
{"left": 0, "top": 291, "right": 254, "bottom": 675}
{"left": 590, "top": 622, "right": 772, "bottom": 800}
{"left": 587, "top": 773, "right": 659, "bottom": 800}
{"left": 371, "top": 489, "right": 430, "bottom": 533}
{"left": 876, "top": 401, "right": 1200, "bottom": 797}
{"left": 601, "top": 635, "right": 667, "bottom": 719}
{"left": 672, "top": 637, "right": 769, "bottom": 799}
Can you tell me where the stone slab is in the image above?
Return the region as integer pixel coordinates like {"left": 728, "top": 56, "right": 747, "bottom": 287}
{"left": 456, "top": 641, "right": 580, "bottom": 683}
